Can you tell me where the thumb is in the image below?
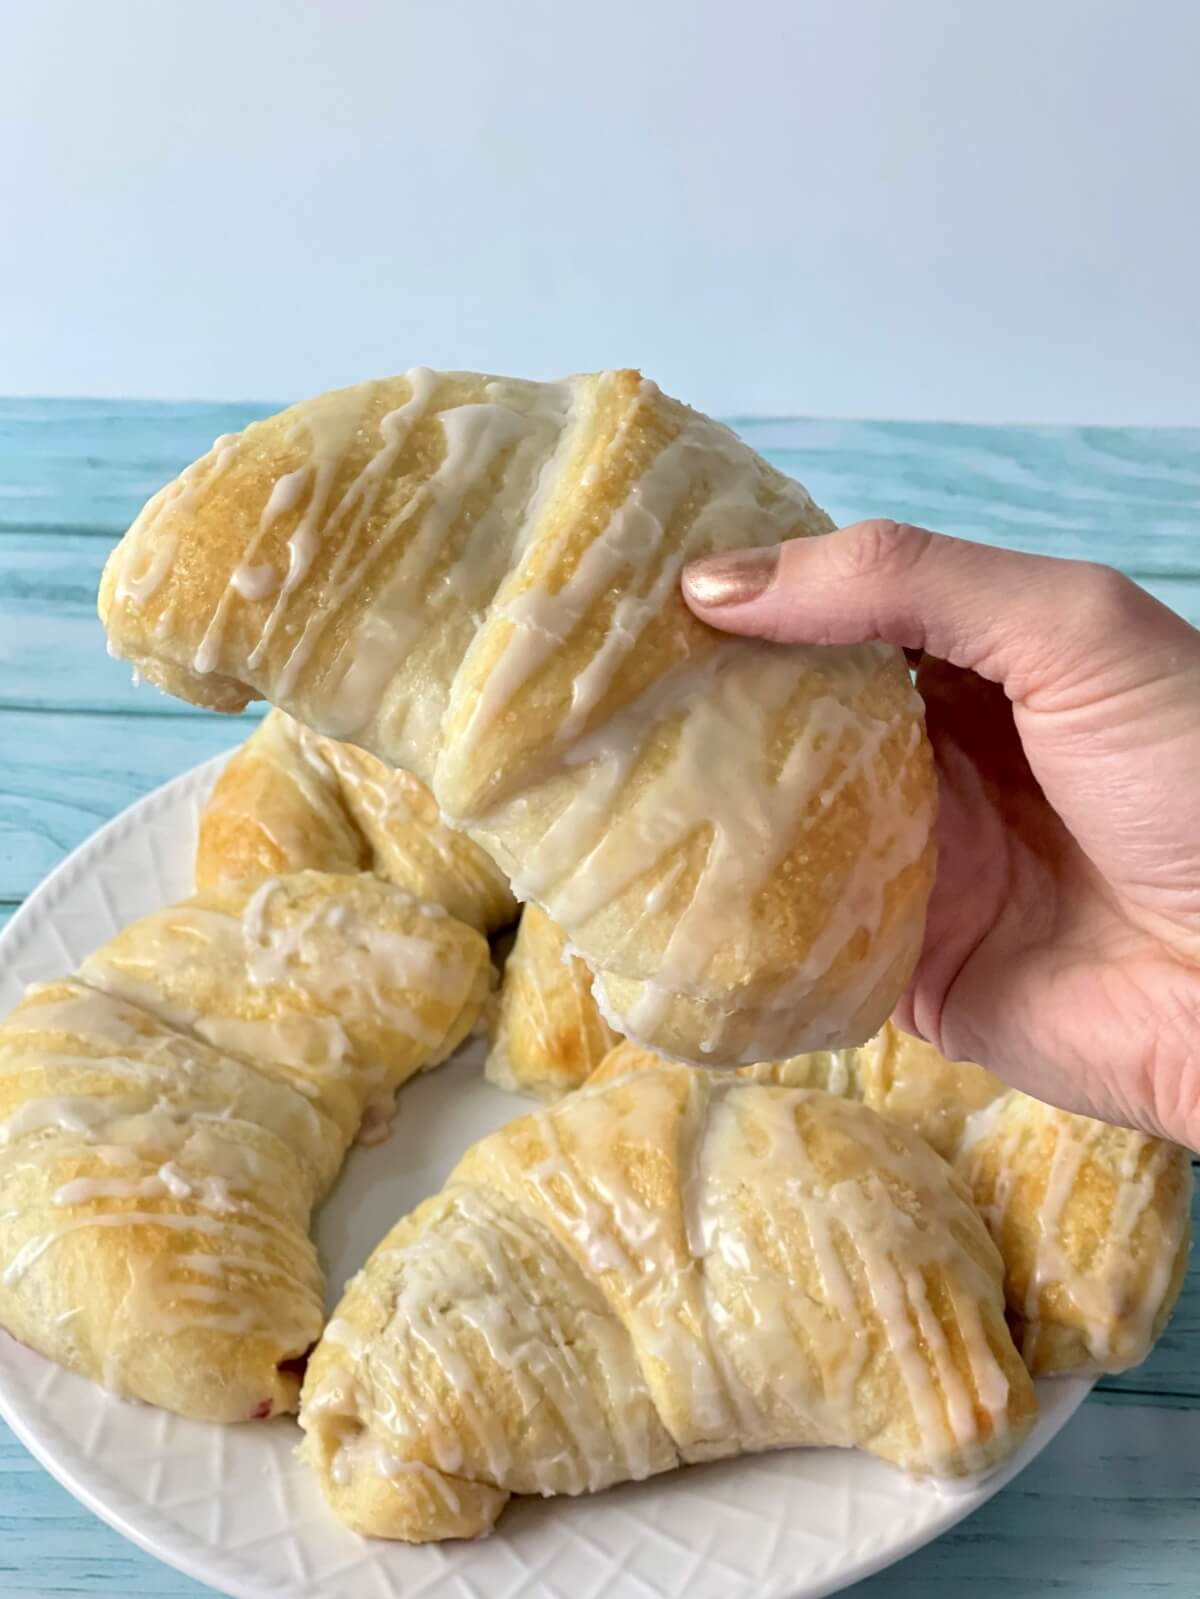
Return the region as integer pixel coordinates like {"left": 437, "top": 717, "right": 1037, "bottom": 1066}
{"left": 682, "top": 520, "right": 1188, "bottom": 709}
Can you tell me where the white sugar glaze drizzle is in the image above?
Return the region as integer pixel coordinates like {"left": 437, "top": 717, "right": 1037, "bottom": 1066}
{"left": 0, "top": 1054, "right": 321, "bottom": 1296}
{"left": 117, "top": 532, "right": 178, "bottom": 608}
{"left": 644, "top": 1077, "right": 1008, "bottom": 1466}
{"left": 111, "top": 367, "right": 930, "bottom": 1059}
{"left": 51, "top": 1165, "right": 236, "bottom": 1211}
{"left": 309, "top": 1070, "right": 1021, "bottom": 1501}
{"left": 457, "top": 392, "right": 812, "bottom": 750}
{"left": 316, "top": 401, "right": 545, "bottom": 727}
{"left": 956, "top": 1097, "right": 1187, "bottom": 1369}
{"left": 0, "top": 1113, "right": 319, "bottom": 1369}
{"left": 328, "top": 1435, "right": 466, "bottom": 1515}
{"left": 765, "top": 1029, "right": 1190, "bottom": 1377}
{"left": 240, "top": 877, "right": 465, "bottom": 1005}
{"left": 230, "top": 562, "right": 280, "bottom": 601}
{"left": 322, "top": 1316, "right": 367, "bottom": 1360}
{"left": 5, "top": 1206, "right": 258, "bottom": 1285}
{"left": 0, "top": 876, "right": 484, "bottom": 1391}
{"left": 0, "top": 1073, "right": 315, "bottom": 1168}
{"left": 484, "top": 642, "right": 925, "bottom": 1058}
{"left": 306, "top": 382, "right": 577, "bottom": 755}
{"left": 79, "top": 876, "right": 481, "bottom": 1084}
{"left": 115, "top": 432, "right": 241, "bottom": 608}
{"left": 306, "top": 1184, "right": 664, "bottom": 1498}
{"left": 407, "top": 379, "right": 929, "bottom": 1057}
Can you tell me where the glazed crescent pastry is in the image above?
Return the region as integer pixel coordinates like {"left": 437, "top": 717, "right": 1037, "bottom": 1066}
{"left": 485, "top": 904, "right": 619, "bottom": 1100}
{"left": 196, "top": 707, "right": 517, "bottom": 933}
{"left": 0, "top": 871, "right": 489, "bottom": 1421}
{"left": 99, "top": 368, "right": 936, "bottom": 1065}
{"left": 595, "top": 1028, "right": 1194, "bottom": 1376}
{"left": 297, "top": 1061, "right": 1036, "bottom": 1541}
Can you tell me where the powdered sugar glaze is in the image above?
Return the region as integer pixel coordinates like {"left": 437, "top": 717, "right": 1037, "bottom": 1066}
{"left": 297, "top": 1067, "right": 1029, "bottom": 1537}
{"left": 104, "top": 368, "right": 935, "bottom": 1064}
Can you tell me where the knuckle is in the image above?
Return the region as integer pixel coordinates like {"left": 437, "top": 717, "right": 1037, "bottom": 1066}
{"left": 835, "top": 519, "right": 936, "bottom": 581}
{"left": 1074, "top": 562, "right": 1143, "bottom": 626}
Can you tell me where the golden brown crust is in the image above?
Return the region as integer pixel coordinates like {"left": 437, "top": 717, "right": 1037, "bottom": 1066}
{"left": 593, "top": 1026, "right": 1193, "bottom": 1377}
{"left": 0, "top": 871, "right": 490, "bottom": 1421}
{"left": 101, "top": 368, "right": 935, "bottom": 1065}
{"left": 196, "top": 710, "right": 516, "bottom": 932}
{"left": 299, "top": 1065, "right": 1036, "bottom": 1540}
{"left": 196, "top": 712, "right": 367, "bottom": 889}
{"left": 960, "top": 1093, "right": 1193, "bottom": 1375}
{"left": 485, "top": 905, "right": 618, "bottom": 1100}
{"left": 0, "top": 980, "right": 323, "bottom": 1422}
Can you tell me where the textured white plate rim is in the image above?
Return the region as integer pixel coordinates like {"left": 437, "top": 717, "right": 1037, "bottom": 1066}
{"left": 0, "top": 758, "right": 1094, "bottom": 1599}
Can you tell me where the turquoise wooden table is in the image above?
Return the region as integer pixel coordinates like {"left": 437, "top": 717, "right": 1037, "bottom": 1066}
{"left": 0, "top": 399, "right": 1196, "bottom": 1598}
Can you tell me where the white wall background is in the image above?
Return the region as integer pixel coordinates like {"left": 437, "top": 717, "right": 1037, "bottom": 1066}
{"left": 2, "top": 0, "right": 1197, "bottom": 424}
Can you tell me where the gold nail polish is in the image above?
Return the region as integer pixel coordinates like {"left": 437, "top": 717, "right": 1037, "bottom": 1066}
{"left": 683, "top": 548, "right": 779, "bottom": 608}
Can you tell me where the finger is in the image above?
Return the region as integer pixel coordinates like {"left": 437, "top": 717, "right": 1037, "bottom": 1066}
{"left": 682, "top": 520, "right": 1193, "bottom": 708}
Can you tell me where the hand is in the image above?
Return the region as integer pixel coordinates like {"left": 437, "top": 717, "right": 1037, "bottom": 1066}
{"left": 683, "top": 521, "right": 1200, "bottom": 1148}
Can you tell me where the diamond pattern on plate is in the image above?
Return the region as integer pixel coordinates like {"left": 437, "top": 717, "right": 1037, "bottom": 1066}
{"left": 0, "top": 758, "right": 1093, "bottom": 1599}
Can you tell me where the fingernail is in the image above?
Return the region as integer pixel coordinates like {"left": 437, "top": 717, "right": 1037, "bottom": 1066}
{"left": 682, "top": 547, "right": 779, "bottom": 608}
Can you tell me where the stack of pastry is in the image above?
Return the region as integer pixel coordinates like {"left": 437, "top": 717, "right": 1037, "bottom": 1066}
{"left": 203, "top": 708, "right": 621, "bottom": 1100}
{"left": 0, "top": 366, "right": 1186, "bottom": 1547}
{"left": 487, "top": 957, "right": 1192, "bottom": 1376}
{"left": 187, "top": 636, "right": 1194, "bottom": 1535}
{"left": 596, "top": 1031, "right": 1193, "bottom": 1379}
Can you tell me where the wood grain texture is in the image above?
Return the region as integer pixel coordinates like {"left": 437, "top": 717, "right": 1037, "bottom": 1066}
{"left": 0, "top": 398, "right": 1196, "bottom": 1599}
{"left": 852, "top": 1403, "right": 1200, "bottom": 1598}
{"left": 0, "top": 399, "right": 277, "bottom": 534}
{"left": 0, "top": 710, "right": 244, "bottom": 901}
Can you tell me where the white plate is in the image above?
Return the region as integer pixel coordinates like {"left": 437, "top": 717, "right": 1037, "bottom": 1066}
{"left": 0, "top": 758, "right": 1092, "bottom": 1599}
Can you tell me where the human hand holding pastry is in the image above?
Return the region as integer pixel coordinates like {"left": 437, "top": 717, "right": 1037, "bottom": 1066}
{"left": 684, "top": 522, "right": 1200, "bottom": 1147}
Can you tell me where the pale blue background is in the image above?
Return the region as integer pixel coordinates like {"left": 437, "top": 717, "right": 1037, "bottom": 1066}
{"left": 2, "top": 0, "right": 1199, "bottom": 425}
{"left": 0, "top": 400, "right": 1196, "bottom": 1596}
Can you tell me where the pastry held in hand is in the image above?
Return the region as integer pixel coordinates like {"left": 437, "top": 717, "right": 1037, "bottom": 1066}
{"left": 485, "top": 904, "right": 618, "bottom": 1099}
{"left": 597, "top": 1026, "right": 1194, "bottom": 1376}
{"left": 100, "top": 367, "right": 935, "bottom": 1065}
{"left": 0, "top": 871, "right": 489, "bottom": 1422}
{"left": 196, "top": 707, "right": 517, "bottom": 932}
{"left": 298, "top": 1062, "right": 1035, "bottom": 1542}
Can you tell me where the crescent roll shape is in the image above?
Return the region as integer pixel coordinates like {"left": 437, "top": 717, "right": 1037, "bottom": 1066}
{"left": 196, "top": 708, "right": 517, "bottom": 932}
{"left": 595, "top": 1026, "right": 1194, "bottom": 1376}
{"left": 0, "top": 871, "right": 489, "bottom": 1421}
{"left": 298, "top": 1062, "right": 1036, "bottom": 1541}
{"left": 99, "top": 367, "right": 936, "bottom": 1065}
